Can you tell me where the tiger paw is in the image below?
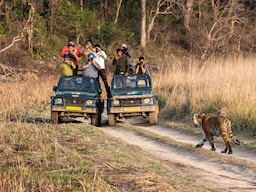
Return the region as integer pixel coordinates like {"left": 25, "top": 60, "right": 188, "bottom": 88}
{"left": 221, "top": 150, "right": 227, "bottom": 153}
{"left": 195, "top": 144, "right": 203, "bottom": 148}
{"left": 211, "top": 148, "right": 216, "bottom": 151}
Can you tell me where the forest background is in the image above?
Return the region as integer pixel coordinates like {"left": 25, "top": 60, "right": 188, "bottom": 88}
{"left": 1, "top": 0, "right": 256, "bottom": 136}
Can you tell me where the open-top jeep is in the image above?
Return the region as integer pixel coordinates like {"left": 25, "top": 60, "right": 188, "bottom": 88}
{"left": 107, "top": 74, "right": 158, "bottom": 125}
{"left": 51, "top": 76, "right": 103, "bottom": 126}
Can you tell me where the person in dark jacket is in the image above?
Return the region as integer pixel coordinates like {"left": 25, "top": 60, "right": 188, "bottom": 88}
{"left": 112, "top": 48, "right": 129, "bottom": 76}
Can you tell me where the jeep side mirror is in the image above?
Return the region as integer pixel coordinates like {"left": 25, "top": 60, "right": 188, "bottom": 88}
{"left": 53, "top": 86, "right": 57, "bottom": 92}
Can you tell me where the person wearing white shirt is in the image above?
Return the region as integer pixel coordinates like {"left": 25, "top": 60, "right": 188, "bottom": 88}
{"left": 94, "top": 44, "right": 111, "bottom": 98}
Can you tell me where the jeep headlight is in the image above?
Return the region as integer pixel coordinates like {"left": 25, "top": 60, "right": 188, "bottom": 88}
{"left": 113, "top": 99, "right": 120, "bottom": 106}
{"left": 54, "top": 98, "right": 63, "bottom": 105}
{"left": 86, "top": 100, "right": 93, "bottom": 106}
{"left": 143, "top": 98, "right": 152, "bottom": 105}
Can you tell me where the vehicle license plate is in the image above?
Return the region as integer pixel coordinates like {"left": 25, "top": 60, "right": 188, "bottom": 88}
{"left": 124, "top": 107, "right": 141, "bottom": 112}
{"left": 66, "top": 106, "right": 81, "bottom": 111}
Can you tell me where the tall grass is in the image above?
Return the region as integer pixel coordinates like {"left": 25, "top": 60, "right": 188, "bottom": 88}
{"left": 0, "top": 75, "right": 116, "bottom": 191}
{"left": 152, "top": 54, "right": 256, "bottom": 136}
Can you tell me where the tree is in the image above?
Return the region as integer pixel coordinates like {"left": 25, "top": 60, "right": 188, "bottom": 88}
{"left": 140, "top": 0, "right": 147, "bottom": 48}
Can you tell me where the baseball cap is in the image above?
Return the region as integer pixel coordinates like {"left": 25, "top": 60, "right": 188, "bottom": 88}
{"left": 68, "top": 38, "right": 74, "bottom": 42}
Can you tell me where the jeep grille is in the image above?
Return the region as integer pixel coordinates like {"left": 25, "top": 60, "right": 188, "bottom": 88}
{"left": 64, "top": 97, "right": 85, "bottom": 106}
{"left": 120, "top": 99, "right": 141, "bottom": 107}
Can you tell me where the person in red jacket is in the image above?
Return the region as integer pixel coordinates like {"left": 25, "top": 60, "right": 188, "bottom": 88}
{"left": 60, "top": 38, "right": 80, "bottom": 64}
{"left": 61, "top": 38, "right": 80, "bottom": 75}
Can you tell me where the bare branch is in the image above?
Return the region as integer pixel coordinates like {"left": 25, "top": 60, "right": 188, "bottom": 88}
{"left": 0, "top": 0, "right": 4, "bottom": 8}
{"left": 0, "top": 35, "right": 23, "bottom": 54}
{"left": 114, "top": 0, "right": 123, "bottom": 24}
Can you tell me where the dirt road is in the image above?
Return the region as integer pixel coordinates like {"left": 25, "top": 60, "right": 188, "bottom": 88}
{"left": 78, "top": 116, "right": 256, "bottom": 191}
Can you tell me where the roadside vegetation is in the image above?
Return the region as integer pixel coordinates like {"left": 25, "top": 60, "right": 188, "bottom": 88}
{"left": 152, "top": 54, "right": 256, "bottom": 136}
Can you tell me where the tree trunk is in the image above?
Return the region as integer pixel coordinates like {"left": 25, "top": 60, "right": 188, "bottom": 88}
{"left": 48, "top": 0, "right": 57, "bottom": 37}
{"left": 80, "top": 0, "right": 83, "bottom": 12}
{"left": 114, "top": 0, "right": 123, "bottom": 24}
{"left": 183, "top": 0, "right": 194, "bottom": 32}
{"left": 104, "top": 0, "right": 108, "bottom": 20}
{"left": 27, "top": 3, "right": 34, "bottom": 53}
{"left": 140, "top": 0, "right": 147, "bottom": 49}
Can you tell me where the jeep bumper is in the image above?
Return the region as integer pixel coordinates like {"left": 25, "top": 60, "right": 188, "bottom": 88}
{"left": 109, "top": 105, "right": 156, "bottom": 113}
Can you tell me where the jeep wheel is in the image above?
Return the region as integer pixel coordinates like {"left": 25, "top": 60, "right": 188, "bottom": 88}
{"left": 51, "top": 111, "right": 60, "bottom": 124}
{"left": 149, "top": 111, "right": 157, "bottom": 125}
{"left": 91, "top": 114, "right": 99, "bottom": 127}
{"left": 108, "top": 114, "right": 116, "bottom": 126}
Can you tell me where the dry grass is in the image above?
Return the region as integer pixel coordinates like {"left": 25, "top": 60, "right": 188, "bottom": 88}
{"left": 151, "top": 54, "right": 256, "bottom": 136}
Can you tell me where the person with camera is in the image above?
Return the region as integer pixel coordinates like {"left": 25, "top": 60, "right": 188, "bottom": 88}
{"left": 112, "top": 48, "right": 129, "bottom": 76}
{"left": 94, "top": 44, "right": 112, "bottom": 98}
{"left": 113, "top": 48, "right": 130, "bottom": 88}
{"left": 135, "top": 56, "right": 148, "bottom": 74}
{"left": 82, "top": 52, "right": 101, "bottom": 87}
{"left": 121, "top": 44, "right": 133, "bottom": 73}
{"left": 81, "top": 40, "right": 93, "bottom": 63}
{"left": 67, "top": 44, "right": 79, "bottom": 75}
{"left": 61, "top": 38, "right": 80, "bottom": 63}
{"left": 58, "top": 54, "right": 76, "bottom": 76}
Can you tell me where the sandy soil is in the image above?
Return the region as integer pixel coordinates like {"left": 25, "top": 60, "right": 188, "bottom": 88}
{"left": 78, "top": 116, "right": 256, "bottom": 191}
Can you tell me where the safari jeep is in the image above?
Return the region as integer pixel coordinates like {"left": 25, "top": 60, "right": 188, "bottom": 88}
{"left": 51, "top": 76, "right": 103, "bottom": 126}
{"left": 107, "top": 74, "right": 158, "bottom": 125}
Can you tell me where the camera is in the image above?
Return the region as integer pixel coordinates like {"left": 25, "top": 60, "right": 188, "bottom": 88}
{"left": 89, "top": 57, "right": 93, "bottom": 61}
{"left": 96, "top": 48, "right": 100, "bottom": 51}
{"left": 72, "top": 49, "right": 75, "bottom": 52}
{"left": 140, "top": 61, "right": 143, "bottom": 64}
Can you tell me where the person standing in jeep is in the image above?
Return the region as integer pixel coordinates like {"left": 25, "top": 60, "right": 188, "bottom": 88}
{"left": 94, "top": 44, "right": 112, "bottom": 98}
{"left": 112, "top": 48, "right": 129, "bottom": 76}
{"left": 121, "top": 44, "right": 133, "bottom": 73}
{"left": 60, "top": 38, "right": 80, "bottom": 63}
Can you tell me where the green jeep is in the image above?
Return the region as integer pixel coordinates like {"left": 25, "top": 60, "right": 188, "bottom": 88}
{"left": 107, "top": 74, "right": 158, "bottom": 125}
{"left": 51, "top": 76, "right": 103, "bottom": 126}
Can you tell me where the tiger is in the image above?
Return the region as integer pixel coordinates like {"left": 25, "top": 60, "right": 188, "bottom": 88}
{"left": 193, "top": 113, "right": 240, "bottom": 154}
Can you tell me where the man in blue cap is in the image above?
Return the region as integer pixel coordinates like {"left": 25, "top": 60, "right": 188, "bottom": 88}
{"left": 82, "top": 52, "right": 101, "bottom": 88}
{"left": 82, "top": 52, "right": 101, "bottom": 78}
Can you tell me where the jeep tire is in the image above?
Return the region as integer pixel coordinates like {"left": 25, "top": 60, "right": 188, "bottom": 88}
{"left": 51, "top": 111, "right": 60, "bottom": 124}
{"left": 149, "top": 111, "right": 157, "bottom": 125}
{"left": 108, "top": 114, "right": 116, "bottom": 126}
{"left": 91, "top": 114, "right": 99, "bottom": 127}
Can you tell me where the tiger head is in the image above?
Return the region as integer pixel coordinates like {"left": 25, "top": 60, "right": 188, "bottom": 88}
{"left": 193, "top": 113, "right": 204, "bottom": 128}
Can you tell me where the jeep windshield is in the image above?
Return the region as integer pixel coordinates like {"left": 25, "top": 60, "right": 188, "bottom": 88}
{"left": 112, "top": 74, "right": 151, "bottom": 90}
{"left": 57, "top": 76, "right": 97, "bottom": 92}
